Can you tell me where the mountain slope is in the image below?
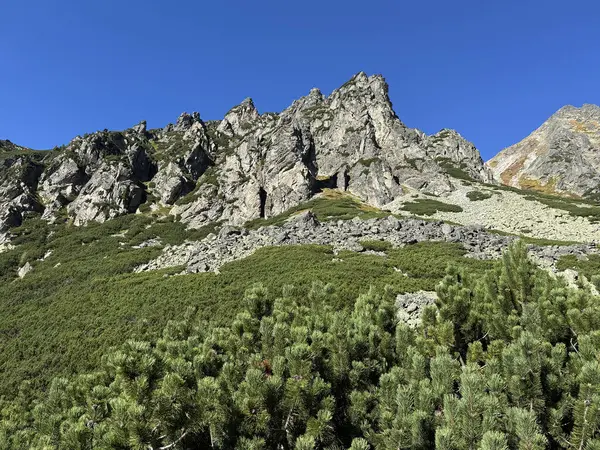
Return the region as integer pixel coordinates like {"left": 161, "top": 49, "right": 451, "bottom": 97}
{"left": 487, "top": 104, "right": 600, "bottom": 197}
{"left": 0, "top": 73, "right": 492, "bottom": 241}
{"left": 5, "top": 75, "right": 600, "bottom": 449}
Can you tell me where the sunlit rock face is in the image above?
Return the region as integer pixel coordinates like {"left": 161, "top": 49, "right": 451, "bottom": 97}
{"left": 0, "top": 73, "right": 493, "bottom": 231}
{"left": 488, "top": 104, "right": 600, "bottom": 197}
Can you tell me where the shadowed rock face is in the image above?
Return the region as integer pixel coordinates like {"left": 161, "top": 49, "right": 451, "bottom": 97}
{"left": 0, "top": 141, "right": 45, "bottom": 233}
{"left": 488, "top": 104, "right": 600, "bottom": 197}
{"left": 0, "top": 73, "right": 493, "bottom": 234}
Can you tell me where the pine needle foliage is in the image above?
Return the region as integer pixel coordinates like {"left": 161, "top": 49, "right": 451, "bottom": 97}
{"left": 0, "top": 212, "right": 490, "bottom": 399}
{"left": 2, "top": 242, "right": 600, "bottom": 448}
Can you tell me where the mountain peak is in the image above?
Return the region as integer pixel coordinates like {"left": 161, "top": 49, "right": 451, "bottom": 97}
{"left": 583, "top": 103, "right": 600, "bottom": 112}
{"left": 239, "top": 97, "right": 256, "bottom": 109}
{"left": 173, "top": 112, "right": 202, "bottom": 131}
{"left": 327, "top": 72, "right": 392, "bottom": 115}
{"left": 553, "top": 103, "right": 600, "bottom": 119}
{"left": 488, "top": 103, "right": 600, "bottom": 196}
{"left": 129, "top": 120, "right": 147, "bottom": 135}
{"left": 0, "top": 72, "right": 492, "bottom": 236}
{"left": 308, "top": 87, "right": 323, "bottom": 99}
{"left": 339, "top": 72, "right": 387, "bottom": 91}
{"left": 217, "top": 97, "right": 260, "bottom": 136}
{"left": 354, "top": 71, "right": 368, "bottom": 82}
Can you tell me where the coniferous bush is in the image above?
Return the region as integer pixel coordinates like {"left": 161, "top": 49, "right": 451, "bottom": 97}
{"left": 2, "top": 242, "right": 600, "bottom": 449}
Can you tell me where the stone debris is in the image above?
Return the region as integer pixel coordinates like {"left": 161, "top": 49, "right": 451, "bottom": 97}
{"left": 136, "top": 213, "right": 596, "bottom": 275}
{"left": 388, "top": 183, "right": 600, "bottom": 243}
{"left": 396, "top": 291, "right": 438, "bottom": 328}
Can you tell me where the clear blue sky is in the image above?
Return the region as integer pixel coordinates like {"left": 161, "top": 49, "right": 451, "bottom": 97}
{"left": 1, "top": 0, "right": 599, "bottom": 160}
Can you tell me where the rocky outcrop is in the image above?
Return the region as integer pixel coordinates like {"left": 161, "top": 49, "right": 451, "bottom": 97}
{"left": 172, "top": 72, "right": 493, "bottom": 229}
{"left": 0, "top": 73, "right": 494, "bottom": 235}
{"left": 425, "top": 129, "right": 494, "bottom": 183}
{"left": 67, "top": 162, "right": 144, "bottom": 225}
{"left": 38, "top": 154, "right": 88, "bottom": 220}
{"left": 151, "top": 163, "right": 190, "bottom": 205}
{"left": 136, "top": 211, "right": 594, "bottom": 275}
{"left": 147, "top": 113, "right": 214, "bottom": 208}
{"left": 0, "top": 145, "right": 44, "bottom": 233}
{"left": 396, "top": 291, "right": 438, "bottom": 328}
{"left": 173, "top": 112, "right": 202, "bottom": 132}
{"left": 17, "top": 262, "right": 33, "bottom": 279}
{"left": 38, "top": 129, "right": 156, "bottom": 224}
{"left": 217, "top": 98, "right": 260, "bottom": 136}
{"left": 488, "top": 104, "right": 600, "bottom": 197}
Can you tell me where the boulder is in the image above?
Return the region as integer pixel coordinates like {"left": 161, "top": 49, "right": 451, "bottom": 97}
{"left": 18, "top": 262, "right": 33, "bottom": 279}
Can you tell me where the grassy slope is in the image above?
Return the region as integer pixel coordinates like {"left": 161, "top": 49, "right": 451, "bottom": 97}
{"left": 556, "top": 254, "right": 600, "bottom": 280}
{"left": 245, "top": 189, "right": 392, "bottom": 228}
{"left": 487, "top": 228, "right": 580, "bottom": 247}
{"left": 401, "top": 198, "right": 463, "bottom": 215}
{"left": 0, "top": 197, "right": 493, "bottom": 398}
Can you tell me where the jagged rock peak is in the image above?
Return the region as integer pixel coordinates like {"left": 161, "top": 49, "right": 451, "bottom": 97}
{"left": 278, "top": 72, "right": 392, "bottom": 121}
{"left": 229, "top": 97, "right": 258, "bottom": 113}
{"left": 309, "top": 87, "right": 323, "bottom": 98}
{"left": 129, "top": 120, "right": 147, "bottom": 135}
{"left": 488, "top": 103, "right": 600, "bottom": 197}
{"left": 334, "top": 72, "right": 389, "bottom": 97}
{"left": 0, "top": 71, "right": 495, "bottom": 235}
{"left": 341, "top": 71, "right": 370, "bottom": 87}
{"left": 354, "top": 71, "right": 368, "bottom": 81}
{"left": 429, "top": 128, "right": 477, "bottom": 145}
{"left": 239, "top": 97, "right": 256, "bottom": 109}
{"left": 554, "top": 103, "right": 600, "bottom": 119}
{"left": 326, "top": 72, "right": 395, "bottom": 123}
{"left": 217, "top": 97, "right": 260, "bottom": 136}
{"left": 174, "top": 112, "right": 202, "bottom": 131}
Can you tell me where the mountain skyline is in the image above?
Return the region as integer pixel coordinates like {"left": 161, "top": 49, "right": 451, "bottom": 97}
{"left": 2, "top": 0, "right": 600, "bottom": 159}
{"left": 1, "top": 72, "right": 597, "bottom": 164}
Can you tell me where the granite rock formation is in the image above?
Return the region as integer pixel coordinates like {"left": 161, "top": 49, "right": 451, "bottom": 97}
{"left": 488, "top": 104, "right": 600, "bottom": 197}
{"left": 0, "top": 73, "right": 493, "bottom": 236}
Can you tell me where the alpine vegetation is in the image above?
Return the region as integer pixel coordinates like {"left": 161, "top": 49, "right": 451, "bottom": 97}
{"left": 3, "top": 243, "right": 600, "bottom": 449}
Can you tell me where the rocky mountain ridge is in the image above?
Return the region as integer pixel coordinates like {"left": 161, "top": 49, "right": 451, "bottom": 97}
{"left": 488, "top": 103, "right": 600, "bottom": 197}
{"left": 0, "top": 73, "right": 492, "bottom": 241}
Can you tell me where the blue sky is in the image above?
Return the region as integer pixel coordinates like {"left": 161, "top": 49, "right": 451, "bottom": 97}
{"left": 1, "top": 0, "right": 598, "bottom": 160}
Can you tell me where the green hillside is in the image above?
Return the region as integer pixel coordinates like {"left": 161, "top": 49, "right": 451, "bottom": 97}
{"left": 3, "top": 243, "right": 600, "bottom": 448}
{"left": 0, "top": 203, "right": 492, "bottom": 399}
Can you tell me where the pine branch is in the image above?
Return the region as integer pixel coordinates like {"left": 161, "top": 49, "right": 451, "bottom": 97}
{"left": 570, "top": 337, "right": 580, "bottom": 355}
{"left": 156, "top": 429, "right": 189, "bottom": 450}
{"left": 578, "top": 400, "right": 590, "bottom": 450}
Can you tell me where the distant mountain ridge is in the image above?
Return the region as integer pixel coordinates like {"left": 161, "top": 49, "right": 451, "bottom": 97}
{"left": 0, "top": 72, "right": 493, "bottom": 238}
{"left": 487, "top": 104, "right": 600, "bottom": 197}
